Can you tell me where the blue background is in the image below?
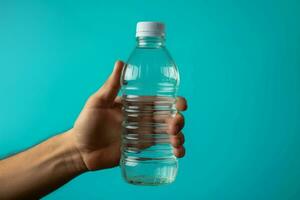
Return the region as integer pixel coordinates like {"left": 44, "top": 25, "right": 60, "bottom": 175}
{"left": 0, "top": 0, "right": 300, "bottom": 199}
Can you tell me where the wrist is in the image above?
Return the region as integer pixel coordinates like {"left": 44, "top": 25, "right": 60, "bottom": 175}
{"left": 59, "top": 131, "right": 88, "bottom": 174}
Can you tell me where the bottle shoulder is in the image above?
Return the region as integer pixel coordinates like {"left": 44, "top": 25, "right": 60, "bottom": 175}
{"left": 125, "top": 47, "right": 178, "bottom": 71}
{"left": 121, "top": 47, "right": 180, "bottom": 95}
{"left": 124, "top": 47, "right": 178, "bottom": 77}
{"left": 128, "top": 47, "right": 174, "bottom": 61}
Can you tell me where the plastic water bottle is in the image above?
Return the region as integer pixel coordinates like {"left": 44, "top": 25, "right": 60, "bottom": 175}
{"left": 120, "top": 22, "right": 180, "bottom": 185}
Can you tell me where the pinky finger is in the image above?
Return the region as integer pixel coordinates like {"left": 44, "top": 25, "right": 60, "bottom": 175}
{"left": 173, "top": 146, "right": 186, "bottom": 158}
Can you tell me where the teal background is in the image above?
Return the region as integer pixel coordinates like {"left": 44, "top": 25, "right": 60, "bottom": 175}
{"left": 0, "top": 0, "right": 300, "bottom": 199}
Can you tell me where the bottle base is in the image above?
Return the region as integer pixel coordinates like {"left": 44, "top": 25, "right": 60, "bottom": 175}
{"left": 121, "top": 157, "right": 178, "bottom": 186}
{"left": 125, "top": 176, "right": 175, "bottom": 186}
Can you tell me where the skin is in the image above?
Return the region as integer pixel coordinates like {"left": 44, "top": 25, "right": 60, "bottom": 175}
{"left": 0, "top": 61, "right": 187, "bottom": 199}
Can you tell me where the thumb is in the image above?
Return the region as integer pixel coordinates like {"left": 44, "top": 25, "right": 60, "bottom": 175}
{"left": 90, "top": 60, "right": 125, "bottom": 107}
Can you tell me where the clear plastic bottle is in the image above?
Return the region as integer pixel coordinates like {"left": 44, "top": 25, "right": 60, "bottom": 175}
{"left": 120, "top": 22, "right": 180, "bottom": 186}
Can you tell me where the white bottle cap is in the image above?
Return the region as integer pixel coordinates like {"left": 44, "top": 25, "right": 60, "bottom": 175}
{"left": 136, "top": 21, "right": 165, "bottom": 37}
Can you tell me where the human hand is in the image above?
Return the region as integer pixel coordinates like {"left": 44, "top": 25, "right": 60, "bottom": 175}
{"left": 69, "top": 61, "right": 187, "bottom": 171}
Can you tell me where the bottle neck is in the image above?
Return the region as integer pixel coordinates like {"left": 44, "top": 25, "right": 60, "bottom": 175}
{"left": 136, "top": 36, "right": 165, "bottom": 48}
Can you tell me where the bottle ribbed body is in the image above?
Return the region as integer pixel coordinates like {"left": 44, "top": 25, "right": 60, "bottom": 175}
{"left": 120, "top": 36, "right": 179, "bottom": 185}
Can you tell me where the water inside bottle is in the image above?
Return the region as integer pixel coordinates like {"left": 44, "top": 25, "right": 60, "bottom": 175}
{"left": 120, "top": 95, "right": 178, "bottom": 185}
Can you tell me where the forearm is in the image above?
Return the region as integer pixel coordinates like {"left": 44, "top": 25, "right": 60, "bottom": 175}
{"left": 0, "top": 131, "right": 87, "bottom": 199}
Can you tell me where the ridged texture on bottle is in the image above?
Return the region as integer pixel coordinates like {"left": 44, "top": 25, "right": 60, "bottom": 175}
{"left": 121, "top": 95, "right": 178, "bottom": 185}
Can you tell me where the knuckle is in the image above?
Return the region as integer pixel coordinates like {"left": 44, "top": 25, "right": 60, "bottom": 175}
{"left": 176, "top": 113, "right": 185, "bottom": 127}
